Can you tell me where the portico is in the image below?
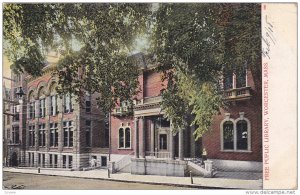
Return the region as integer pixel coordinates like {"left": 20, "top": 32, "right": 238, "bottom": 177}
{"left": 131, "top": 96, "right": 199, "bottom": 176}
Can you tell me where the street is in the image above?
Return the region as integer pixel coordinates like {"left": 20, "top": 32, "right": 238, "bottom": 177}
{"left": 3, "top": 172, "right": 193, "bottom": 190}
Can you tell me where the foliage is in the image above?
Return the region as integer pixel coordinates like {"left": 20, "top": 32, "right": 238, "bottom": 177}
{"left": 3, "top": 3, "right": 151, "bottom": 113}
{"left": 4, "top": 3, "right": 261, "bottom": 139}
{"left": 152, "top": 3, "right": 261, "bottom": 139}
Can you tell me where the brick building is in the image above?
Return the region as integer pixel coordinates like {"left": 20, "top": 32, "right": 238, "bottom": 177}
{"left": 5, "top": 53, "right": 109, "bottom": 170}
{"left": 110, "top": 53, "right": 262, "bottom": 176}
{"left": 3, "top": 84, "right": 11, "bottom": 166}
{"left": 4, "top": 51, "right": 261, "bottom": 176}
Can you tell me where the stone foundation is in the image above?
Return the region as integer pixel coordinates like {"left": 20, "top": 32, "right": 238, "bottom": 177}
{"left": 211, "top": 159, "right": 262, "bottom": 172}
{"left": 131, "top": 158, "right": 187, "bottom": 177}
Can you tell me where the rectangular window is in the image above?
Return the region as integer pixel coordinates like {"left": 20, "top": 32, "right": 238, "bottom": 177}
{"left": 62, "top": 155, "right": 67, "bottom": 168}
{"left": 86, "top": 120, "right": 91, "bottom": 147}
{"left": 159, "top": 134, "right": 167, "bottom": 150}
{"left": 49, "top": 154, "right": 53, "bottom": 167}
{"left": 38, "top": 153, "right": 41, "bottom": 165}
{"left": 12, "top": 126, "right": 19, "bottom": 144}
{"left": 64, "top": 94, "right": 73, "bottom": 113}
{"left": 13, "top": 106, "right": 19, "bottom": 121}
{"left": 223, "top": 71, "right": 233, "bottom": 90}
{"left": 68, "top": 156, "right": 73, "bottom": 168}
{"left": 50, "top": 123, "right": 58, "bottom": 147}
{"left": 42, "top": 154, "right": 45, "bottom": 167}
{"left": 29, "top": 102, "right": 35, "bottom": 119}
{"left": 32, "top": 153, "right": 35, "bottom": 166}
{"left": 39, "top": 124, "right": 46, "bottom": 147}
{"left": 39, "top": 99, "right": 45, "bottom": 118}
{"left": 63, "top": 121, "right": 73, "bottom": 147}
{"left": 54, "top": 155, "right": 58, "bottom": 168}
{"left": 28, "top": 125, "right": 35, "bottom": 147}
{"left": 28, "top": 152, "right": 31, "bottom": 166}
{"left": 236, "top": 68, "right": 247, "bottom": 88}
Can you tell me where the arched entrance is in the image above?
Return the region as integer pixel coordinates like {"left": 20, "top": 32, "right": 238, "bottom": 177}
{"left": 11, "top": 152, "right": 18, "bottom": 167}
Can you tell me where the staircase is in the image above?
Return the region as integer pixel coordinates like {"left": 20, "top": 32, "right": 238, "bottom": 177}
{"left": 114, "top": 151, "right": 134, "bottom": 173}
{"left": 185, "top": 158, "right": 216, "bottom": 178}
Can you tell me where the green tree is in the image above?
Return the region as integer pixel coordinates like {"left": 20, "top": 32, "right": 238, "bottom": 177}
{"left": 152, "top": 3, "right": 261, "bottom": 139}
{"left": 3, "top": 3, "right": 151, "bottom": 113}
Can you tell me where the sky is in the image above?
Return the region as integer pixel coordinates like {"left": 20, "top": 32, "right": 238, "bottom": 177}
{"left": 3, "top": 56, "right": 11, "bottom": 88}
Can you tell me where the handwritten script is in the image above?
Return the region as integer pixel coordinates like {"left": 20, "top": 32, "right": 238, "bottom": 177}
{"left": 262, "top": 15, "right": 276, "bottom": 59}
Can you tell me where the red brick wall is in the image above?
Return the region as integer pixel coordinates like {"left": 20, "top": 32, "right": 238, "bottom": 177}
{"left": 202, "top": 70, "right": 262, "bottom": 162}
{"left": 110, "top": 67, "right": 262, "bottom": 162}
{"left": 203, "top": 102, "right": 262, "bottom": 162}
{"left": 144, "top": 71, "right": 164, "bottom": 97}
{"left": 111, "top": 116, "right": 135, "bottom": 155}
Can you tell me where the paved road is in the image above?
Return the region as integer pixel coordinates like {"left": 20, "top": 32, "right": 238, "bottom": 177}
{"left": 3, "top": 172, "right": 193, "bottom": 190}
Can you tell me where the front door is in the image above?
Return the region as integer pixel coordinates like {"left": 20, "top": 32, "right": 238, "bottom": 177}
{"left": 11, "top": 152, "right": 18, "bottom": 167}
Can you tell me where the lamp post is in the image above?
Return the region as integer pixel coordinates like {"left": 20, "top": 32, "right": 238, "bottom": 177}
{"left": 16, "top": 86, "right": 26, "bottom": 166}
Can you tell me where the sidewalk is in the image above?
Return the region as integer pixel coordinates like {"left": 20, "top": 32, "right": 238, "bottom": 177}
{"left": 3, "top": 167, "right": 262, "bottom": 190}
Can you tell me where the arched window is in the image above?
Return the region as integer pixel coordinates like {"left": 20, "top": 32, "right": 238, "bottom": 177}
{"left": 125, "top": 128, "right": 131, "bottom": 148}
{"left": 49, "top": 83, "right": 58, "bottom": 116}
{"left": 223, "top": 121, "right": 234, "bottom": 150}
{"left": 220, "top": 112, "right": 251, "bottom": 152}
{"left": 119, "top": 127, "right": 131, "bottom": 149}
{"left": 37, "top": 86, "right": 46, "bottom": 118}
{"left": 28, "top": 91, "right": 35, "bottom": 119}
{"left": 236, "top": 120, "right": 248, "bottom": 150}
{"left": 119, "top": 128, "right": 124, "bottom": 148}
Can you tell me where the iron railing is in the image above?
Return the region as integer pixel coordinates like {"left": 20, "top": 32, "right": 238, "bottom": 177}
{"left": 146, "top": 151, "right": 170, "bottom": 159}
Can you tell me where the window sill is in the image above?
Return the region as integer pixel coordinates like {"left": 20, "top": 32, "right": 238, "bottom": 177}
{"left": 118, "top": 147, "right": 132, "bottom": 150}
{"left": 220, "top": 150, "right": 252, "bottom": 153}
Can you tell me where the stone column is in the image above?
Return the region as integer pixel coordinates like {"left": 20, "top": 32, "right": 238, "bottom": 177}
{"left": 190, "top": 125, "right": 196, "bottom": 158}
{"left": 45, "top": 95, "right": 51, "bottom": 152}
{"left": 134, "top": 117, "right": 139, "bottom": 158}
{"left": 178, "top": 129, "right": 184, "bottom": 160}
{"left": 25, "top": 103, "right": 30, "bottom": 150}
{"left": 34, "top": 117, "right": 39, "bottom": 151}
{"left": 169, "top": 120, "right": 175, "bottom": 160}
{"left": 58, "top": 96, "right": 64, "bottom": 153}
{"left": 35, "top": 98, "right": 40, "bottom": 119}
{"left": 150, "top": 119, "right": 155, "bottom": 154}
{"left": 18, "top": 98, "right": 25, "bottom": 165}
{"left": 45, "top": 122, "right": 50, "bottom": 150}
{"left": 140, "top": 117, "right": 145, "bottom": 158}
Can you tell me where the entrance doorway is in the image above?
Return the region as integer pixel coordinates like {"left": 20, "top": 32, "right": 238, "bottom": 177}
{"left": 101, "top": 156, "right": 107, "bottom": 167}
{"left": 11, "top": 152, "right": 18, "bottom": 167}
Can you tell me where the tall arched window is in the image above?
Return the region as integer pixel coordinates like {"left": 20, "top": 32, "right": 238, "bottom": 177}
{"left": 223, "top": 121, "right": 234, "bottom": 150}
{"left": 119, "top": 127, "right": 131, "bottom": 149}
{"left": 49, "top": 83, "right": 58, "bottom": 116}
{"left": 28, "top": 91, "right": 35, "bottom": 119}
{"left": 221, "top": 112, "right": 251, "bottom": 152}
{"left": 236, "top": 120, "right": 248, "bottom": 150}
{"left": 37, "top": 86, "right": 46, "bottom": 118}
{"left": 125, "top": 128, "right": 131, "bottom": 148}
{"left": 119, "top": 128, "right": 124, "bottom": 148}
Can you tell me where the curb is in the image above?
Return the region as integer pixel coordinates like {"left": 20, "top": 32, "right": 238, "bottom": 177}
{"left": 3, "top": 170, "right": 239, "bottom": 189}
